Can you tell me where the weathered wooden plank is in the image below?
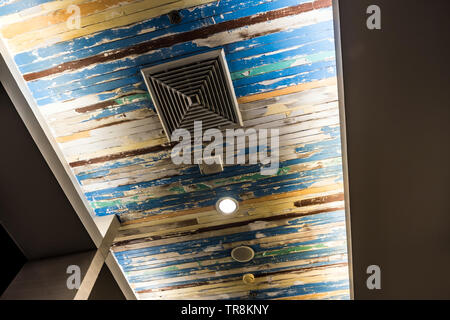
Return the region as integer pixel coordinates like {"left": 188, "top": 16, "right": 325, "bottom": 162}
{"left": 0, "top": 0, "right": 18, "bottom": 8}
{"left": 125, "top": 242, "right": 347, "bottom": 283}
{"left": 27, "top": 22, "right": 335, "bottom": 110}
{"left": 82, "top": 134, "right": 341, "bottom": 200}
{"left": 132, "top": 261, "right": 349, "bottom": 289}
{"left": 0, "top": 0, "right": 54, "bottom": 17}
{"left": 62, "top": 103, "right": 338, "bottom": 167}
{"left": 70, "top": 126, "right": 334, "bottom": 185}
{"left": 22, "top": 0, "right": 332, "bottom": 81}
{"left": 117, "top": 211, "right": 346, "bottom": 257}
{"left": 6, "top": 0, "right": 218, "bottom": 53}
{"left": 30, "top": 45, "right": 334, "bottom": 103}
{"left": 113, "top": 184, "right": 344, "bottom": 249}
{"left": 57, "top": 93, "right": 337, "bottom": 161}
{"left": 26, "top": 19, "right": 333, "bottom": 97}
{"left": 116, "top": 211, "right": 349, "bottom": 298}
{"left": 1, "top": 0, "right": 137, "bottom": 38}
{"left": 118, "top": 218, "right": 346, "bottom": 258}
{"left": 120, "top": 213, "right": 343, "bottom": 265}
{"left": 80, "top": 145, "right": 341, "bottom": 203}
{"left": 13, "top": 0, "right": 279, "bottom": 68}
{"left": 95, "top": 171, "right": 343, "bottom": 222}
{"left": 135, "top": 259, "right": 348, "bottom": 297}
{"left": 238, "top": 77, "right": 336, "bottom": 104}
{"left": 76, "top": 139, "right": 341, "bottom": 201}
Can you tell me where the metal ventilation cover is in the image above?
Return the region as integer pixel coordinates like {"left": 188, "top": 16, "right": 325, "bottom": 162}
{"left": 141, "top": 49, "right": 243, "bottom": 140}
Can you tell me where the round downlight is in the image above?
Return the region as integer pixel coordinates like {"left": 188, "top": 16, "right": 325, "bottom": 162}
{"left": 216, "top": 197, "right": 239, "bottom": 215}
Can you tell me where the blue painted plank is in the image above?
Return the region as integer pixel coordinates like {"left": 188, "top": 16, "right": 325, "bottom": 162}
{"left": 233, "top": 59, "right": 335, "bottom": 88}
{"left": 225, "top": 20, "right": 333, "bottom": 55}
{"left": 118, "top": 228, "right": 347, "bottom": 271}
{"left": 83, "top": 136, "right": 342, "bottom": 201}
{"left": 131, "top": 258, "right": 348, "bottom": 292}
{"left": 15, "top": 0, "right": 312, "bottom": 72}
{"left": 226, "top": 24, "right": 334, "bottom": 62}
{"left": 0, "top": 0, "right": 52, "bottom": 17}
{"left": 234, "top": 63, "right": 336, "bottom": 97}
{"left": 14, "top": 0, "right": 279, "bottom": 67}
{"left": 29, "top": 27, "right": 335, "bottom": 99}
{"left": 116, "top": 210, "right": 345, "bottom": 259}
{"left": 127, "top": 246, "right": 347, "bottom": 283}
{"left": 92, "top": 163, "right": 342, "bottom": 216}
{"left": 228, "top": 38, "right": 335, "bottom": 71}
{"left": 75, "top": 126, "right": 340, "bottom": 182}
{"left": 33, "top": 55, "right": 334, "bottom": 105}
{"left": 26, "top": 16, "right": 333, "bottom": 94}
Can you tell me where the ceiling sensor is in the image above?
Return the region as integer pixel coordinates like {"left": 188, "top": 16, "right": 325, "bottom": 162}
{"left": 141, "top": 49, "right": 243, "bottom": 140}
{"left": 198, "top": 155, "right": 223, "bottom": 175}
{"left": 231, "top": 246, "right": 254, "bottom": 263}
{"left": 216, "top": 197, "right": 238, "bottom": 215}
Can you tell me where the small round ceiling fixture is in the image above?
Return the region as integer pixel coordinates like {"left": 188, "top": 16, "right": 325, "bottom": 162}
{"left": 231, "top": 246, "right": 254, "bottom": 263}
{"left": 216, "top": 197, "right": 239, "bottom": 215}
{"left": 242, "top": 273, "right": 255, "bottom": 285}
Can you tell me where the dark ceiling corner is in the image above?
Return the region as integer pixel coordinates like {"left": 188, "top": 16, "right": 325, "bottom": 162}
{"left": 0, "top": 223, "right": 26, "bottom": 296}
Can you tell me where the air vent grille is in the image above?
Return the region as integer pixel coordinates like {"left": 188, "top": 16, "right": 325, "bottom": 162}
{"left": 141, "top": 49, "right": 243, "bottom": 140}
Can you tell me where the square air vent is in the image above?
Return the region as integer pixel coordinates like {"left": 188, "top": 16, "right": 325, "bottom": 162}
{"left": 141, "top": 49, "right": 243, "bottom": 140}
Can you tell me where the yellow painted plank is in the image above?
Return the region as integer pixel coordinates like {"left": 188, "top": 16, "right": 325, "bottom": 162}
{"left": 56, "top": 130, "right": 91, "bottom": 143}
{"left": 114, "top": 200, "right": 344, "bottom": 242}
{"left": 0, "top": 0, "right": 91, "bottom": 26}
{"left": 119, "top": 183, "right": 344, "bottom": 227}
{"left": 126, "top": 240, "right": 345, "bottom": 277}
{"left": 117, "top": 184, "right": 343, "bottom": 231}
{"left": 5, "top": 0, "right": 216, "bottom": 52}
{"left": 237, "top": 77, "right": 338, "bottom": 104}
{"left": 115, "top": 188, "right": 345, "bottom": 242}
{"left": 135, "top": 264, "right": 348, "bottom": 298}
{"left": 122, "top": 222, "right": 346, "bottom": 267}
{"left": 132, "top": 255, "right": 347, "bottom": 289}
{"left": 1, "top": 0, "right": 137, "bottom": 38}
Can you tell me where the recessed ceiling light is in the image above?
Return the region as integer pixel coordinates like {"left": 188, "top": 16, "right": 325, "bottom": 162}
{"left": 216, "top": 197, "right": 238, "bottom": 215}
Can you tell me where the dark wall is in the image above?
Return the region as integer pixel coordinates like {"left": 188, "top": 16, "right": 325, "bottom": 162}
{"left": 0, "top": 81, "right": 95, "bottom": 260}
{"left": 338, "top": 0, "right": 450, "bottom": 299}
{"left": 89, "top": 264, "right": 126, "bottom": 300}
{"left": 1, "top": 250, "right": 96, "bottom": 300}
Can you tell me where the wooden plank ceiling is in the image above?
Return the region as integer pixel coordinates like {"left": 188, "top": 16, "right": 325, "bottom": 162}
{"left": 0, "top": 0, "right": 350, "bottom": 299}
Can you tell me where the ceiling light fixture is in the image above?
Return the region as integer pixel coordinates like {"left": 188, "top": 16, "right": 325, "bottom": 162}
{"left": 216, "top": 197, "right": 238, "bottom": 215}
{"left": 242, "top": 273, "right": 255, "bottom": 284}
{"left": 231, "top": 246, "right": 254, "bottom": 263}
